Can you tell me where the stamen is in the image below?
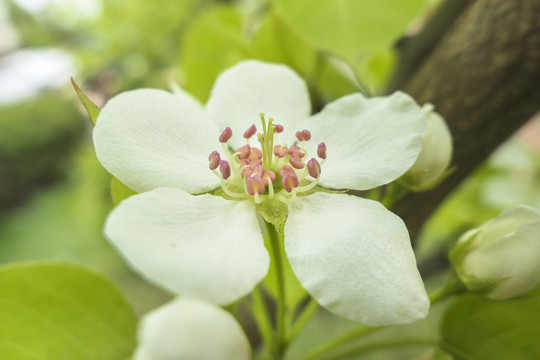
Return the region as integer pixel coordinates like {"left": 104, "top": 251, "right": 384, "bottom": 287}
{"left": 301, "top": 130, "right": 311, "bottom": 141}
{"left": 219, "top": 127, "right": 233, "bottom": 143}
{"left": 279, "top": 165, "right": 295, "bottom": 177}
{"left": 289, "top": 154, "right": 304, "bottom": 169}
{"left": 307, "top": 158, "right": 321, "bottom": 178}
{"left": 288, "top": 146, "right": 301, "bottom": 155}
{"left": 208, "top": 151, "right": 220, "bottom": 170}
{"left": 219, "top": 160, "right": 231, "bottom": 179}
{"left": 282, "top": 173, "right": 299, "bottom": 193}
{"left": 262, "top": 170, "right": 276, "bottom": 185}
{"left": 246, "top": 176, "right": 265, "bottom": 196}
{"left": 243, "top": 124, "right": 257, "bottom": 139}
{"left": 235, "top": 145, "right": 251, "bottom": 159}
{"left": 317, "top": 142, "right": 327, "bottom": 159}
{"left": 273, "top": 145, "right": 288, "bottom": 158}
{"left": 274, "top": 124, "right": 284, "bottom": 133}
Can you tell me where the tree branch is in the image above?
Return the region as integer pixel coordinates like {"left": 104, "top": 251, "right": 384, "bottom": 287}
{"left": 393, "top": 0, "right": 540, "bottom": 241}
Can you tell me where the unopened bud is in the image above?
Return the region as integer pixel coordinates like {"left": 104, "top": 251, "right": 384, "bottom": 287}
{"left": 449, "top": 204, "right": 540, "bottom": 300}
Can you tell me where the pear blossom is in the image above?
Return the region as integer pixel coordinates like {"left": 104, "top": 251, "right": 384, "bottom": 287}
{"left": 95, "top": 60, "right": 430, "bottom": 326}
{"left": 450, "top": 204, "right": 540, "bottom": 300}
{"left": 134, "top": 297, "right": 251, "bottom": 360}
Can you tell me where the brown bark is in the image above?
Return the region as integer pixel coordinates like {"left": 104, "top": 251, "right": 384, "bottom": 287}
{"left": 392, "top": 0, "right": 540, "bottom": 241}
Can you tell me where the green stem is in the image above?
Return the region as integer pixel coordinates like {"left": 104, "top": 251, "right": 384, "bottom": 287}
{"left": 265, "top": 222, "right": 287, "bottom": 358}
{"left": 251, "top": 285, "right": 274, "bottom": 351}
{"left": 286, "top": 297, "right": 319, "bottom": 343}
{"left": 429, "top": 277, "right": 466, "bottom": 305}
{"left": 298, "top": 325, "right": 374, "bottom": 360}
{"left": 318, "top": 337, "right": 439, "bottom": 360}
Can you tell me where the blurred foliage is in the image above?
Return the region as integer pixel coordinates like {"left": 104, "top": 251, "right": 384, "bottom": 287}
{"left": 0, "top": 93, "right": 84, "bottom": 212}
{"left": 1, "top": 0, "right": 540, "bottom": 358}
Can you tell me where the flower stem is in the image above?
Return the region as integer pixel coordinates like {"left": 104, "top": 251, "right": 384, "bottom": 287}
{"left": 251, "top": 285, "right": 274, "bottom": 351}
{"left": 265, "top": 221, "right": 287, "bottom": 358}
{"left": 314, "top": 337, "right": 439, "bottom": 360}
{"left": 429, "top": 277, "right": 466, "bottom": 305}
{"left": 298, "top": 325, "right": 375, "bottom": 360}
{"left": 286, "top": 297, "right": 319, "bottom": 343}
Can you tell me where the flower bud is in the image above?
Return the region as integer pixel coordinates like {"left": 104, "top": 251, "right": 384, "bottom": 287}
{"left": 449, "top": 204, "right": 540, "bottom": 300}
{"left": 402, "top": 105, "right": 452, "bottom": 190}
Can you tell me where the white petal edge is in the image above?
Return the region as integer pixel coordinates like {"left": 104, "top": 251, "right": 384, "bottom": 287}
{"left": 105, "top": 187, "right": 269, "bottom": 305}
{"left": 133, "top": 297, "right": 251, "bottom": 360}
{"left": 305, "top": 91, "right": 427, "bottom": 191}
{"left": 285, "top": 192, "right": 429, "bottom": 326}
{"left": 204, "top": 60, "right": 311, "bottom": 147}
{"left": 94, "top": 89, "right": 221, "bottom": 194}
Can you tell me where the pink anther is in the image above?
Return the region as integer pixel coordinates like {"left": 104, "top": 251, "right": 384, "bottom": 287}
{"left": 274, "top": 124, "right": 284, "bottom": 133}
{"left": 279, "top": 165, "right": 295, "bottom": 177}
{"left": 243, "top": 124, "right": 257, "bottom": 139}
{"left": 246, "top": 176, "right": 265, "bottom": 196}
{"left": 241, "top": 166, "right": 253, "bottom": 178}
{"left": 219, "top": 160, "right": 231, "bottom": 179}
{"left": 262, "top": 170, "right": 276, "bottom": 185}
{"left": 250, "top": 164, "right": 264, "bottom": 178}
{"left": 248, "top": 148, "right": 263, "bottom": 161}
{"left": 219, "top": 127, "right": 233, "bottom": 143}
{"left": 288, "top": 146, "right": 301, "bottom": 155}
{"left": 208, "top": 151, "right": 221, "bottom": 170}
{"left": 236, "top": 145, "right": 251, "bottom": 159}
{"left": 317, "top": 142, "right": 327, "bottom": 159}
{"left": 282, "top": 173, "right": 299, "bottom": 193}
{"left": 307, "top": 158, "right": 321, "bottom": 178}
{"left": 295, "top": 131, "right": 304, "bottom": 141}
{"left": 289, "top": 154, "right": 304, "bottom": 169}
{"left": 273, "top": 145, "right": 288, "bottom": 158}
{"left": 301, "top": 130, "right": 311, "bottom": 141}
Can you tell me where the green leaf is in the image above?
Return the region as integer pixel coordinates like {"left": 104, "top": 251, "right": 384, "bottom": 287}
{"left": 273, "top": 0, "right": 426, "bottom": 66}
{"left": 179, "top": 5, "right": 250, "bottom": 102}
{"left": 111, "top": 176, "right": 137, "bottom": 206}
{"left": 71, "top": 79, "right": 101, "bottom": 125}
{"left": 0, "top": 262, "right": 137, "bottom": 360}
{"left": 440, "top": 292, "right": 540, "bottom": 359}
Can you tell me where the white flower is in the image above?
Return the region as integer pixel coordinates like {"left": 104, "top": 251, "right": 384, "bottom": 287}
{"left": 450, "top": 204, "right": 540, "bottom": 300}
{"left": 94, "top": 60, "right": 430, "bottom": 326}
{"left": 134, "top": 297, "right": 251, "bottom": 360}
{"left": 402, "top": 104, "right": 452, "bottom": 190}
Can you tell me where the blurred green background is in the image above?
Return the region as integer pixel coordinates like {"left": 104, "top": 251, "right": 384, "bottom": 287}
{"left": 1, "top": 0, "right": 539, "bottom": 358}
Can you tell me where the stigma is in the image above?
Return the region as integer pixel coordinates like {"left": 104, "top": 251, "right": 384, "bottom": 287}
{"left": 208, "top": 114, "right": 326, "bottom": 204}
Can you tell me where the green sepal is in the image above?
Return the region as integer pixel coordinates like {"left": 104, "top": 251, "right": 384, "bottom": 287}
{"left": 256, "top": 198, "right": 288, "bottom": 234}
{"left": 71, "top": 78, "right": 101, "bottom": 125}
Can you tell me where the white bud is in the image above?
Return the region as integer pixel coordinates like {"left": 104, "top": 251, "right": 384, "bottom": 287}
{"left": 449, "top": 205, "right": 540, "bottom": 300}
{"left": 402, "top": 104, "right": 452, "bottom": 190}
{"left": 134, "top": 297, "right": 251, "bottom": 360}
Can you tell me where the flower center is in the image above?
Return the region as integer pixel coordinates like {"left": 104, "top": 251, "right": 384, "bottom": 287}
{"left": 208, "top": 114, "right": 327, "bottom": 204}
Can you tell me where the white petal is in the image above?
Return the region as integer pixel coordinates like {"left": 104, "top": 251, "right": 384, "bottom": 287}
{"left": 205, "top": 60, "right": 311, "bottom": 147}
{"left": 134, "top": 297, "right": 251, "bottom": 360}
{"left": 94, "top": 89, "right": 221, "bottom": 194}
{"left": 306, "top": 92, "right": 427, "bottom": 190}
{"left": 285, "top": 192, "right": 429, "bottom": 326}
{"left": 105, "top": 187, "right": 269, "bottom": 305}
